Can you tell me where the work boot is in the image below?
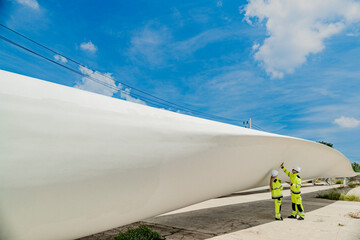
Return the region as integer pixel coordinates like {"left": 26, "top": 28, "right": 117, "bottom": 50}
{"left": 275, "top": 217, "right": 283, "bottom": 221}
{"left": 298, "top": 216, "right": 304, "bottom": 220}
{"left": 288, "top": 215, "right": 297, "bottom": 219}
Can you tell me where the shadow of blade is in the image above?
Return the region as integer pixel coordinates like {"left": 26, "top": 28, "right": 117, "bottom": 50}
{"left": 142, "top": 189, "right": 337, "bottom": 239}
{"left": 78, "top": 188, "right": 339, "bottom": 240}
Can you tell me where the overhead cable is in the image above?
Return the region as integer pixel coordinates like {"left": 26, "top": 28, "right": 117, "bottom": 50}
{"left": 0, "top": 33, "right": 254, "bottom": 125}
{"left": 0, "top": 24, "right": 269, "bottom": 130}
{"left": 0, "top": 23, "right": 249, "bottom": 124}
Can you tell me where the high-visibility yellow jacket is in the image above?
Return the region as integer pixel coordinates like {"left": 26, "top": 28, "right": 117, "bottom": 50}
{"left": 271, "top": 177, "right": 283, "bottom": 199}
{"left": 282, "top": 166, "right": 302, "bottom": 194}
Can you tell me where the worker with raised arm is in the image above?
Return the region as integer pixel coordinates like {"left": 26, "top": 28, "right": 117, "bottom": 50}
{"left": 270, "top": 170, "right": 283, "bottom": 220}
{"left": 280, "top": 162, "right": 305, "bottom": 220}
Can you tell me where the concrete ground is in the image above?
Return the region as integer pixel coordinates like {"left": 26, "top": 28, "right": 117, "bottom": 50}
{"left": 79, "top": 185, "right": 360, "bottom": 240}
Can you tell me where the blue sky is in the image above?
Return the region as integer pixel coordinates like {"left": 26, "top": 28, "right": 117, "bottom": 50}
{"left": 1, "top": 0, "right": 360, "bottom": 165}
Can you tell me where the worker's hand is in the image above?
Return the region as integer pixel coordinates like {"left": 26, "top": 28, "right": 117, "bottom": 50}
{"left": 280, "top": 162, "right": 284, "bottom": 168}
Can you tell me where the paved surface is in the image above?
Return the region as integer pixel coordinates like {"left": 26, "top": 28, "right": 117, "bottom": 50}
{"left": 207, "top": 195, "right": 360, "bottom": 240}
{"left": 79, "top": 185, "right": 360, "bottom": 240}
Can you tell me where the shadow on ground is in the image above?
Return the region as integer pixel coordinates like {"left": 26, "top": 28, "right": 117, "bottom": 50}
{"left": 79, "top": 188, "right": 342, "bottom": 240}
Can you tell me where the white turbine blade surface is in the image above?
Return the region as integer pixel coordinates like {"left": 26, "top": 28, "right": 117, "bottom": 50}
{"left": 0, "top": 70, "right": 355, "bottom": 240}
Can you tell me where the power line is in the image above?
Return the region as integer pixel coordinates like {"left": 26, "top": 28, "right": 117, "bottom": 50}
{"left": 0, "top": 33, "right": 255, "bottom": 126}
{"left": 0, "top": 23, "right": 250, "bottom": 125}
{"left": 0, "top": 24, "right": 249, "bottom": 124}
{"left": 0, "top": 23, "right": 85, "bottom": 67}
{"left": 0, "top": 24, "right": 269, "bottom": 131}
{"left": 252, "top": 123, "right": 267, "bottom": 132}
{"left": 0, "top": 34, "right": 238, "bottom": 116}
{"left": 0, "top": 35, "right": 172, "bottom": 109}
{"left": 0, "top": 23, "right": 189, "bottom": 111}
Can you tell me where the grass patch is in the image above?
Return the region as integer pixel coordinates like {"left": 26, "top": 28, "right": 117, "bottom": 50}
{"left": 339, "top": 194, "right": 360, "bottom": 201}
{"left": 113, "top": 225, "right": 162, "bottom": 240}
{"left": 317, "top": 189, "right": 341, "bottom": 200}
{"left": 317, "top": 189, "right": 360, "bottom": 202}
{"left": 335, "top": 180, "right": 343, "bottom": 184}
{"left": 348, "top": 182, "right": 358, "bottom": 188}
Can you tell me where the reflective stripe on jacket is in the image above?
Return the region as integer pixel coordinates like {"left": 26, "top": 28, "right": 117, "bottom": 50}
{"left": 282, "top": 166, "right": 302, "bottom": 194}
{"left": 271, "top": 177, "right": 283, "bottom": 199}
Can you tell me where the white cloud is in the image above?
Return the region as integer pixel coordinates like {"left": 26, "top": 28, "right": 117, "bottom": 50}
{"left": 252, "top": 42, "right": 260, "bottom": 51}
{"left": 54, "top": 55, "right": 68, "bottom": 63}
{"left": 334, "top": 116, "right": 360, "bottom": 128}
{"left": 244, "top": 0, "right": 360, "bottom": 78}
{"left": 208, "top": 69, "right": 263, "bottom": 91}
{"left": 16, "top": 0, "right": 39, "bottom": 10}
{"left": 80, "top": 41, "right": 97, "bottom": 53}
{"left": 172, "top": 8, "right": 184, "bottom": 27}
{"left": 128, "top": 26, "right": 169, "bottom": 66}
{"left": 75, "top": 66, "right": 146, "bottom": 105}
{"left": 128, "top": 25, "right": 243, "bottom": 67}
{"left": 120, "top": 88, "right": 146, "bottom": 105}
{"left": 310, "top": 88, "right": 337, "bottom": 97}
{"left": 75, "top": 66, "right": 119, "bottom": 97}
{"left": 172, "top": 28, "right": 241, "bottom": 56}
{"left": 346, "top": 32, "right": 360, "bottom": 37}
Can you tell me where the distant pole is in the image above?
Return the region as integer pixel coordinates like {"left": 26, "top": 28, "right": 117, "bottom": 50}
{"left": 249, "top": 118, "right": 252, "bottom": 129}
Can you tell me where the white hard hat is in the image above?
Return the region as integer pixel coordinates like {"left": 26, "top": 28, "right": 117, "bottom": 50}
{"left": 271, "top": 170, "right": 279, "bottom": 177}
{"left": 292, "top": 166, "right": 301, "bottom": 173}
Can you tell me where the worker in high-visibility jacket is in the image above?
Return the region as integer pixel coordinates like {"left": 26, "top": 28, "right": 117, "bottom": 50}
{"left": 270, "top": 170, "right": 283, "bottom": 220}
{"left": 281, "top": 162, "right": 305, "bottom": 220}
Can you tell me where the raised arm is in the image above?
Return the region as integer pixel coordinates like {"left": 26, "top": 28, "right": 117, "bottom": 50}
{"left": 280, "top": 162, "right": 290, "bottom": 177}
